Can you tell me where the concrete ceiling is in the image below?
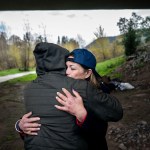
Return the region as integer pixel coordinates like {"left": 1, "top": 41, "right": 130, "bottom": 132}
{"left": 0, "top": 0, "right": 150, "bottom": 10}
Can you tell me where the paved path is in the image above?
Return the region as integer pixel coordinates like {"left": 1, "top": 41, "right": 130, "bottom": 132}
{"left": 0, "top": 71, "right": 36, "bottom": 83}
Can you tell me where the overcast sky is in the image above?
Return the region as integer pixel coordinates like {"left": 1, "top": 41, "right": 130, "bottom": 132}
{"left": 0, "top": 9, "right": 150, "bottom": 45}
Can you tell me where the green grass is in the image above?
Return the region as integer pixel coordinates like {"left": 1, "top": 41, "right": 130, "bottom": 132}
{"left": 0, "top": 68, "right": 22, "bottom": 76}
{"left": 6, "top": 74, "right": 37, "bottom": 84}
{"left": 0, "top": 68, "right": 35, "bottom": 76}
{"left": 96, "top": 55, "right": 125, "bottom": 78}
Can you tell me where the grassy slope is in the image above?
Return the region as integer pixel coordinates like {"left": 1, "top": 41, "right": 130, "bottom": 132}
{"left": 96, "top": 55, "right": 125, "bottom": 78}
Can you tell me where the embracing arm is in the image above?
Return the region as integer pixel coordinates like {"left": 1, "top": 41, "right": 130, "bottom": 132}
{"left": 15, "top": 112, "right": 41, "bottom": 136}
{"left": 55, "top": 87, "right": 123, "bottom": 124}
{"left": 86, "top": 83, "right": 123, "bottom": 122}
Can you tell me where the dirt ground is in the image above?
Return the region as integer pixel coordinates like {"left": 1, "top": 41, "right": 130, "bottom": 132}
{"left": 0, "top": 63, "right": 149, "bottom": 150}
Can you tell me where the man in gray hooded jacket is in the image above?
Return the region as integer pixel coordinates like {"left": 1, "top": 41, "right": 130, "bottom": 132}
{"left": 23, "top": 42, "right": 123, "bottom": 150}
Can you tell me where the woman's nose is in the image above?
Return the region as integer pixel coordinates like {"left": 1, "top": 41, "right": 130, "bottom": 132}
{"left": 66, "top": 68, "right": 69, "bottom": 75}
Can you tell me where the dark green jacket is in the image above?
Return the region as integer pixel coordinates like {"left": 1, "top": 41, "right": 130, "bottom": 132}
{"left": 24, "top": 42, "right": 123, "bottom": 150}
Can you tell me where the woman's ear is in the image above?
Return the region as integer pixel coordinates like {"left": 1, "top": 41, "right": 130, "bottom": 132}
{"left": 85, "top": 69, "right": 92, "bottom": 79}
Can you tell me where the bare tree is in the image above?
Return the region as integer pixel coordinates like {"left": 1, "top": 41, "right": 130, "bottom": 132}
{"left": 0, "top": 22, "right": 9, "bottom": 70}
{"left": 8, "top": 35, "right": 20, "bottom": 68}
{"left": 57, "top": 36, "right": 61, "bottom": 45}
{"left": 39, "top": 23, "right": 47, "bottom": 42}
{"left": 23, "top": 21, "right": 32, "bottom": 71}
{"left": 94, "top": 25, "right": 106, "bottom": 38}
{"left": 0, "top": 32, "right": 8, "bottom": 70}
{"left": 77, "top": 34, "right": 86, "bottom": 48}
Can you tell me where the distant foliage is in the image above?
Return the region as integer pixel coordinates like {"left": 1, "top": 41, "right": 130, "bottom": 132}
{"left": 117, "top": 12, "right": 150, "bottom": 56}
{"left": 123, "top": 27, "right": 139, "bottom": 56}
{"left": 86, "top": 36, "right": 124, "bottom": 62}
{"left": 60, "top": 37, "right": 79, "bottom": 51}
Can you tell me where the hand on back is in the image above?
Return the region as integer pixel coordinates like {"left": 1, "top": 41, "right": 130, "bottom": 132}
{"left": 19, "top": 112, "right": 41, "bottom": 135}
{"left": 55, "top": 88, "right": 87, "bottom": 122}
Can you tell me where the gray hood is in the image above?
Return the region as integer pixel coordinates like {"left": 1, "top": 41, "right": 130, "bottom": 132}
{"left": 33, "top": 42, "right": 69, "bottom": 76}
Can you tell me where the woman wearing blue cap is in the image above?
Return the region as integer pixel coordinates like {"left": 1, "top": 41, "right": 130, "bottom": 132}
{"left": 55, "top": 48, "right": 109, "bottom": 150}
{"left": 16, "top": 46, "right": 122, "bottom": 150}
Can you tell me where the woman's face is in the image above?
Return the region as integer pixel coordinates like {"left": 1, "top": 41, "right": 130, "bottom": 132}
{"left": 66, "top": 56, "right": 92, "bottom": 80}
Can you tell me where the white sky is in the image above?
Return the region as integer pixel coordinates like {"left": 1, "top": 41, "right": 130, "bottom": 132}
{"left": 0, "top": 9, "right": 150, "bottom": 45}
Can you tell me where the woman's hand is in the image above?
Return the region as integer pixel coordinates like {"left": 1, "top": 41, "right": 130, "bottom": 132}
{"left": 19, "top": 112, "right": 41, "bottom": 135}
{"left": 55, "top": 88, "right": 87, "bottom": 122}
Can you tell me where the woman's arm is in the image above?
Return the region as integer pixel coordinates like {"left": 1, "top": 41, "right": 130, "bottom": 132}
{"left": 55, "top": 87, "right": 123, "bottom": 123}
{"left": 86, "top": 83, "right": 123, "bottom": 122}
{"left": 15, "top": 112, "right": 41, "bottom": 135}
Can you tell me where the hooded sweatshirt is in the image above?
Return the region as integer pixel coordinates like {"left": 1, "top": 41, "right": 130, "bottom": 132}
{"left": 24, "top": 42, "right": 123, "bottom": 150}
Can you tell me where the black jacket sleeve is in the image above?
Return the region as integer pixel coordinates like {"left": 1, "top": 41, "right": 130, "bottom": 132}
{"left": 85, "top": 83, "right": 123, "bottom": 122}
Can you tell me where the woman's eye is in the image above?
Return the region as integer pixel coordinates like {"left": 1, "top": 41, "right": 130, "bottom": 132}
{"left": 70, "top": 67, "right": 76, "bottom": 70}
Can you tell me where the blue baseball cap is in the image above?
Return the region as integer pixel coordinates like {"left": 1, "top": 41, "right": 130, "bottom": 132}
{"left": 66, "top": 48, "right": 100, "bottom": 77}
